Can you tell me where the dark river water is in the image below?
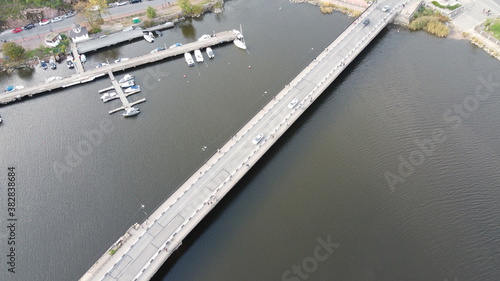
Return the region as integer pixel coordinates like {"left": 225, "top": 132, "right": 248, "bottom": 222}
{"left": 1, "top": 0, "right": 499, "bottom": 280}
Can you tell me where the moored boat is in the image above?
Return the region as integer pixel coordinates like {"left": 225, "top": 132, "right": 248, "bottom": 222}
{"left": 184, "top": 52, "right": 195, "bottom": 66}
{"left": 114, "top": 57, "right": 129, "bottom": 63}
{"left": 144, "top": 33, "right": 154, "bottom": 43}
{"left": 234, "top": 38, "right": 246, "bottom": 50}
{"left": 100, "top": 92, "right": 118, "bottom": 102}
{"left": 150, "top": 47, "right": 165, "bottom": 54}
{"left": 0, "top": 114, "right": 2, "bottom": 123}
{"left": 197, "top": 34, "right": 211, "bottom": 41}
{"left": 119, "top": 80, "right": 135, "bottom": 88}
{"left": 124, "top": 85, "right": 140, "bottom": 93}
{"left": 169, "top": 43, "right": 182, "bottom": 49}
{"left": 194, "top": 49, "right": 204, "bottom": 63}
{"left": 119, "top": 74, "right": 135, "bottom": 83}
{"left": 206, "top": 47, "right": 214, "bottom": 59}
{"left": 123, "top": 107, "right": 140, "bottom": 117}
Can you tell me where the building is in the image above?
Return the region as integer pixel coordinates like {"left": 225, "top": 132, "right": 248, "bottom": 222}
{"left": 44, "top": 32, "right": 62, "bottom": 47}
{"left": 69, "top": 23, "right": 89, "bottom": 43}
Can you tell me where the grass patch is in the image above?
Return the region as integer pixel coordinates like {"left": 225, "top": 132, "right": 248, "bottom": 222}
{"left": 409, "top": 12, "right": 450, "bottom": 38}
{"left": 485, "top": 18, "right": 500, "bottom": 40}
{"left": 431, "top": 1, "right": 461, "bottom": 10}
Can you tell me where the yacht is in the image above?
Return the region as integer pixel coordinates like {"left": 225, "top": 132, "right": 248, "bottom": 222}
{"left": 143, "top": 32, "right": 154, "bottom": 43}
{"left": 197, "top": 34, "right": 211, "bottom": 41}
{"left": 206, "top": 47, "right": 214, "bottom": 59}
{"left": 194, "top": 49, "right": 204, "bottom": 63}
{"left": 123, "top": 107, "right": 140, "bottom": 117}
{"left": 184, "top": 52, "right": 195, "bottom": 66}
{"left": 119, "top": 80, "right": 135, "bottom": 88}
{"left": 150, "top": 47, "right": 165, "bottom": 54}
{"left": 124, "top": 85, "right": 140, "bottom": 93}
{"left": 119, "top": 74, "right": 134, "bottom": 83}
{"left": 100, "top": 92, "right": 118, "bottom": 102}
{"left": 234, "top": 38, "right": 246, "bottom": 50}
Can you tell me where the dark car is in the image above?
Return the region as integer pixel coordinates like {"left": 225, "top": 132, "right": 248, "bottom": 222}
{"left": 24, "top": 23, "right": 35, "bottom": 30}
{"left": 362, "top": 18, "right": 370, "bottom": 26}
{"left": 129, "top": 0, "right": 141, "bottom": 3}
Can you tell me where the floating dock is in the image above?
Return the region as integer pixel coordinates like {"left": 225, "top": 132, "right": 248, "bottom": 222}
{"left": 107, "top": 71, "right": 146, "bottom": 114}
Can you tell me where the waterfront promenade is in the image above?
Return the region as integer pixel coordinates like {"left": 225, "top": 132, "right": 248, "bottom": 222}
{"left": 81, "top": 0, "right": 406, "bottom": 280}
{"left": 0, "top": 30, "right": 237, "bottom": 105}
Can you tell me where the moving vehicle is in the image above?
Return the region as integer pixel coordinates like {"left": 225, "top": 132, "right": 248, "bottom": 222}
{"left": 252, "top": 133, "right": 264, "bottom": 145}
{"left": 382, "top": 5, "right": 390, "bottom": 12}
{"left": 51, "top": 17, "right": 63, "bottom": 23}
{"left": 12, "top": 27, "right": 23, "bottom": 33}
{"left": 362, "top": 18, "right": 370, "bottom": 26}
{"left": 24, "top": 23, "right": 35, "bottom": 30}
{"left": 288, "top": 99, "right": 299, "bottom": 109}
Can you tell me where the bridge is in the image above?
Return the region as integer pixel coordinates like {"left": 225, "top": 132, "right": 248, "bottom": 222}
{"left": 80, "top": 1, "right": 409, "bottom": 280}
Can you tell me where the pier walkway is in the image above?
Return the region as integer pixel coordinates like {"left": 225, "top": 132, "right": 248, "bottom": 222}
{"left": 81, "top": 1, "right": 407, "bottom": 280}
{"left": 0, "top": 30, "right": 238, "bottom": 105}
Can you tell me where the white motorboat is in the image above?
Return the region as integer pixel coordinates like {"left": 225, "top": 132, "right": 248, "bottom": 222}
{"left": 95, "top": 62, "right": 109, "bottom": 68}
{"left": 144, "top": 34, "right": 154, "bottom": 43}
{"left": 114, "top": 57, "right": 129, "bottom": 63}
{"left": 46, "top": 77, "right": 62, "bottom": 83}
{"left": 80, "top": 54, "right": 87, "bottom": 63}
{"left": 169, "top": 43, "right": 182, "bottom": 49}
{"left": 124, "top": 85, "right": 140, "bottom": 93}
{"left": 232, "top": 29, "right": 243, "bottom": 40}
{"left": 206, "top": 47, "right": 214, "bottom": 59}
{"left": 123, "top": 107, "right": 140, "bottom": 117}
{"left": 0, "top": 114, "right": 2, "bottom": 123}
{"left": 194, "top": 49, "right": 204, "bottom": 63}
{"left": 100, "top": 92, "right": 118, "bottom": 102}
{"left": 119, "top": 80, "right": 135, "bottom": 88}
{"left": 150, "top": 47, "right": 165, "bottom": 54}
{"left": 118, "top": 74, "right": 135, "bottom": 83}
{"left": 184, "top": 52, "right": 195, "bottom": 66}
{"left": 197, "top": 34, "right": 211, "bottom": 41}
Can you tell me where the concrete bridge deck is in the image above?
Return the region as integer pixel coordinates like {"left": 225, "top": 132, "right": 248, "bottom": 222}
{"left": 80, "top": 1, "right": 407, "bottom": 280}
{"left": 0, "top": 30, "right": 238, "bottom": 105}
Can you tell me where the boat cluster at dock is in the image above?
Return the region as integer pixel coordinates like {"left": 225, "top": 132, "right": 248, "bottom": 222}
{"left": 99, "top": 73, "right": 142, "bottom": 117}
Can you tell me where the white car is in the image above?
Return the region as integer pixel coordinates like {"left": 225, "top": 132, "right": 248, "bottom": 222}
{"left": 288, "top": 98, "right": 299, "bottom": 109}
{"left": 382, "top": 5, "right": 390, "bottom": 12}
{"left": 116, "top": 1, "right": 128, "bottom": 6}
{"left": 39, "top": 19, "right": 50, "bottom": 26}
{"left": 252, "top": 133, "right": 264, "bottom": 145}
{"left": 51, "top": 17, "right": 63, "bottom": 23}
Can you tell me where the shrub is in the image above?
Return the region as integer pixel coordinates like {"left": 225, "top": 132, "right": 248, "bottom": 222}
{"left": 425, "top": 21, "right": 450, "bottom": 37}
{"left": 146, "top": 6, "right": 157, "bottom": 19}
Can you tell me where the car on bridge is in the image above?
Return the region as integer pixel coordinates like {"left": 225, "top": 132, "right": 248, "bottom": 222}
{"left": 12, "top": 27, "right": 23, "bottom": 33}
{"left": 382, "top": 5, "right": 390, "bottom": 12}
{"left": 288, "top": 99, "right": 299, "bottom": 109}
{"left": 252, "top": 133, "right": 264, "bottom": 145}
{"left": 362, "top": 18, "right": 370, "bottom": 26}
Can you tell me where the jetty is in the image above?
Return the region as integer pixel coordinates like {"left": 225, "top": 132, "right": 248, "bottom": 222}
{"left": 0, "top": 30, "right": 239, "bottom": 105}
{"left": 106, "top": 71, "right": 146, "bottom": 114}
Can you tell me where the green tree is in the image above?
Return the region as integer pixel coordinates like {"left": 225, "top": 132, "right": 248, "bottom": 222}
{"left": 2, "top": 42, "right": 25, "bottom": 62}
{"left": 74, "top": 0, "right": 109, "bottom": 31}
{"left": 178, "top": 0, "right": 193, "bottom": 15}
{"left": 146, "top": 6, "right": 157, "bottom": 19}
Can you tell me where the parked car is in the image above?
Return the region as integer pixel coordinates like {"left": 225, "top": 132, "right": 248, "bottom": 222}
{"left": 116, "top": 1, "right": 128, "bottom": 6}
{"left": 12, "top": 27, "right": 23, "bottom": 33}
{"left": 24, "top": 23, "right": 35, "bottom": 30}
{"left": 39, "top": 19, "right": 50, "bottom": 26}
{"left": 129, "top": 0, "right": 142, "bottom": 3}
{"left": 64, "top": 11, "right": 75, "bottom": 18}
{"left": 51, "top": 17, "right": 63, "bottom": 23}
{"left": 362, "top": 18, "right": 370, "bottom": 26}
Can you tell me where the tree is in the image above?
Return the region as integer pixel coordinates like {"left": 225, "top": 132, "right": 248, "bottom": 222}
{"left": 73, "top": 0, "right": 109, "bottom": 32}
{"left": 146, "top": 6, "right": 157, "bottom": 19}
{"left": 178, "top": 0, "right": 193, "bottom": 15}
{"left": 2, "top": 42, "right": 25, "bottom": 62}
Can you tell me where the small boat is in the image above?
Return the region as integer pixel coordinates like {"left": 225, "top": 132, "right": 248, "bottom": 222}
{"left": 154, "top": 30, "right": 163, "bottom": 37}
{"left": 100, "top": 92, "right": 118, "bottom": 102}
{"left": 46, "top": 76, "right": 63, "bottom": 83}
{"left": 206, "top": 47, "right": 214, "bottom": 59}
{"left": 150, "top": 47, "right": 165, "bottom": 54}
{"left": 197, "top": 34, "right": 211, "bottom": 41}
{"left": 49, "top": 59, "right": 57, "bottom": 70}
{"left": 194, "top": 49, "right": 204, "bottom": 63}
{"left": 144, "top": 32, "right": 154, "bottom": 43}
{"left": 95, "top": 62, "right": 109, "bottom": 68}
{"left": 40, "top": 61, "right": 48, "bottom": 70}
{"left": 123, "top": 107, "right": 140, "bottom": 117}
{"left": 80, "top": 54, "right": 87, "bottom": 63}
{"left": 184, "top": 52, "right": 195, "bottom": 66}
{"left": 114, "top": 57, "right": 129, "bottom": 63}
{"left": 234, "top": 38, "right": 246, "bottom": 50}
{"left": 119, "top": 80, "right": 135, "bottom": 88}
{"left": 119, "top": 74, "right": 134, "bottom": 83}
{"left": 5, "top": 85, "right": 24, "bottom": 92}
{"left": 232, "top": 29, "right": 243, "bottom": 40}
{"left": 169, "top": 43, "right": 182, "bottom": 49}
{"left": 0, "top": 114, "right": 2, "bottom": 123}
{"left": 124, "top": 85, "right": 140, "bottom": 93}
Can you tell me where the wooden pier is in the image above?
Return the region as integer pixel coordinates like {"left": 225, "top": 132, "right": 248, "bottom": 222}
{"left": 0, "top": 30, "right": 239, "bottom": 105}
